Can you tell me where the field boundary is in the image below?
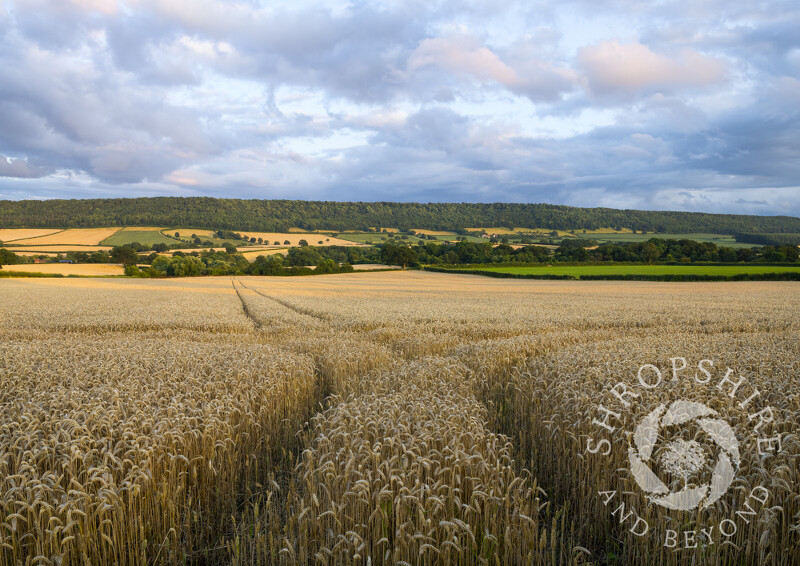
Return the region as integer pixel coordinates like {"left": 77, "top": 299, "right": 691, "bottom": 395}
{"left": 424, "top": 266, "right": 800, "bottom": 281}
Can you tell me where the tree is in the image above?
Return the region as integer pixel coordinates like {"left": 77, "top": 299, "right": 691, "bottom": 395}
{"left": 110, "top": 246, "right": 139, "bottom": 266}
{"left": 641, "top": 242, "right": 659, "bottom": 264}
{"left": 124, "top": 264, "right": 141, "bottom": 277}
{"left": 224, "top": 244, "right": 237, "bottom": 254}
{"left": 299, "top": 239, "right": 309, "bottom": 247}
{"left": 67, "top": 251, "right": 90, "bottom": 263}
{"left": 287, "top": 246, "right": 323, "bottom": 266}
{"left": 381, "top": 243, "right": 418, "bottom": 269}
{"left": 88, "top": 250, "right": 110, "bottom": 263}
{"left": 0, "top": 249, "right": 19, "bottom": 266}
{"left": 152, "top": 256, "right": 170, "bottom": 273}
{"left": 250, "top": 254, "right": 284, "bottom": 275}
{"left": 555, "top": 239, "right": 593, "bottom": 262}
{"left": 315, "top": 259, "right": 338, "bottom": 274}
{"left": 168, "top": 256, "right": 203, "bottom": 276}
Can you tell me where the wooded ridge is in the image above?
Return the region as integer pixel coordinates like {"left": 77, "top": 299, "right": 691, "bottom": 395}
{"left": 1, "top": 197, "right": 799, "bottom": 234}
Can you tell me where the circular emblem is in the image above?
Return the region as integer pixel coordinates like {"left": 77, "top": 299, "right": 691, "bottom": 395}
{"left": 628, "top": 400, "right": 740, "bottom": 510}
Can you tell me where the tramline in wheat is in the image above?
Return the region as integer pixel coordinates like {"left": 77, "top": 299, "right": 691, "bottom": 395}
{"left": 0, "top": 274, "right": 797, "bottom": 565}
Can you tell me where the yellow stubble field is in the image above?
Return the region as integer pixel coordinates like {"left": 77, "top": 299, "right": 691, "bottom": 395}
{"left": 0, "top": 229, "right": 62, "bottom": 242}
{"left": 237, "top": 232, "right": 364, "bottom": 247}
{"left": 0, "top": 263, "right": 124, "bottom": 276}
{"left": 8, "top": 227, "right": 122, "bottom": 246}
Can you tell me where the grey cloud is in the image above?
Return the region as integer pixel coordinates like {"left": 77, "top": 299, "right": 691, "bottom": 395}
{"left": 0, "top": 155, "right": 50, "bottom": 178}
{"left": 0, "top": 0, "right": 798, "bottom": 215}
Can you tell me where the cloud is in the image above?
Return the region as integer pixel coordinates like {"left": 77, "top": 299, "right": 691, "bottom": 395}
{"left": 407, "top": 35, "right": 575, "bottom": 101}
{"left": 0, "top": 0, "right": 798, "bottom": 215}
{"left": 408, "top": 37, "right": 521, "bottom": 88}
{"left": 70, "top": 0, "right": 119, "bottom": 15}
{"left": 579, "top": 40, "right": 727, "bottom": 99}
{"left": 0, "top": 155, "right": 50, "bottom": 178}
{"left": 736, "top": 198, "right": 768, "bottom": 206}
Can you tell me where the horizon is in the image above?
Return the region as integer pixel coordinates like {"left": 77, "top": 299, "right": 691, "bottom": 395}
{"left": 2, "top": 195, "right": 800, "bottom": 220}
{"left": 0, "top": 1, "right": 798, "bottom": 215}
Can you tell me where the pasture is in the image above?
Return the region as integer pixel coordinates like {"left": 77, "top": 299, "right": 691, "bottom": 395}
{"left": 587, "top": 231, "right": 753, "bottom": 247}
{"left": 0, "top": 272, "right": 797, "bottom": 565}
{"left": 101, "top": 228, "right": 179, "bottom": 247}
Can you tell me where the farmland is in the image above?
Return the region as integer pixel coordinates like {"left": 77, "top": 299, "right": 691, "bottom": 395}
{"left": 436, "top": 263, "right": 800, "bottom": 279}
{"left": 0, "top": 246, "right": 113, "bottom": 254}
{"left": 101, "top": 228, "right": 179, "bottom": 247}
{"left": 585, "top": 232, "right": 755, "bottom": 248}
{"left": 0, "top": 229, "right": 61, "bottom": 242}
{"left": 0, "top": 263, "right": 124, "bottom": 276}
{"left": 237, "top": 232, "right": 366, "bottom": 247}
{"left": 0, "top": 272, "right": 798, "bottom": 565}
{"left": 6, "top": 228, "right": 122, "bottom": 246}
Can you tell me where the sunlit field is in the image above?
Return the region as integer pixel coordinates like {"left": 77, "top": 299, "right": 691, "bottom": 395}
{"left": 0, "top": 263, "right": 125, "bottom": 276}
{"left": 0, "top": 229, "right": 62, "bottom": 242}
{"left": 1, "top": 272, "right": 798, "bottom": 565}
{"left": 7, "top": 228, "right": 122, "bottom": 246}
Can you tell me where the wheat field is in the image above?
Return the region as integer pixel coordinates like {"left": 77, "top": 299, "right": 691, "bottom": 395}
{"left": 1, "top": 273, "right": 798, "bottom": 565}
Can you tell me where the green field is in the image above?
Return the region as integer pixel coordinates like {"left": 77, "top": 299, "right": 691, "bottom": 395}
{"left": 583, "top": 232, "right": 758, "bottom": 248}
{"left": 101, "top": 229, "right": 179, "bottom": 247}
{"left": 441, "top": 264, "right": 800, "bottom": 278}
{"left": 101, "top": 229, "right": 251, "bottom": 249}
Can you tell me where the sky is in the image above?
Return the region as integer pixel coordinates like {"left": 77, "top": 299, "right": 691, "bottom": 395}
{"left": 0, "top": 0, "right": 799, "bottom": 216}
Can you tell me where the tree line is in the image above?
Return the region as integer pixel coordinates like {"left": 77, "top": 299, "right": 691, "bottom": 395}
{"left": 733, "top": 232, "right": 800, "bottom": 246}
{"left": 121, "top": 245, "right": 375, "bottom": 277}
{"left": 2, "top": 197, "right": 799, "bottom": 233}
{"left": 379, "top": 239, "right": 800, "bottom": 268}
{"left": 3, "top": 238, "right": 797, "bottom": 277}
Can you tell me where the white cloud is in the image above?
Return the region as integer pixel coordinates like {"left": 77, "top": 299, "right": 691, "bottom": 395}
{"left": 70, "top": 0, "right": 119, "bottom": 15}
{"left": 407, "top": 35, "right": 575, "bottom": 101}
{"left": 579, "top": 40, "right": 727, "bottom": 98}
{"left": 408, "top": 36, "right": 520, "bottom": 87}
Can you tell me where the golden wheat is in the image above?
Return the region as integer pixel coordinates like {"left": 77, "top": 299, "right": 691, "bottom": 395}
{"left": 0, "top": 273, "right": 797, "bottom": 565}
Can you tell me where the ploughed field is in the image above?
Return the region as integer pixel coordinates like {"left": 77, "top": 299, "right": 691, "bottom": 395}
{"left": 0, "top": 273, "right": 798, "bottom": 565}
